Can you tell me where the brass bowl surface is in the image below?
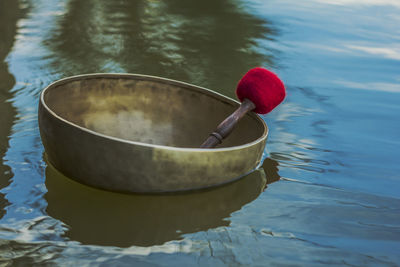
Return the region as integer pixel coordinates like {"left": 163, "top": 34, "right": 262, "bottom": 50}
{"left": 38, "top": 74, "right": 268, "bottom": 193}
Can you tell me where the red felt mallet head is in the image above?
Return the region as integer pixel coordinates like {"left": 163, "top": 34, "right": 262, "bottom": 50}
{"left": 236, "top": 67, "right": 286, "bottom": 114}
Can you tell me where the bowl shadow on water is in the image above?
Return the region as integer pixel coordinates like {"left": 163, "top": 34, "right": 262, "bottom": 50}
{"left": 44, "top": 157, "right": 280, "bottom": 248}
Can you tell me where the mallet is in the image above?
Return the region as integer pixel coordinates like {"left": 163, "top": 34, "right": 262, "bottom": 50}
{"left": 200, "top": 67, "right": 286, "bottom": 148}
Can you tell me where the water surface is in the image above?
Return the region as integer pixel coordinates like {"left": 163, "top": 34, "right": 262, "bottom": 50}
{"left": 0, "top": 0, "right": 399, "bottom": 265}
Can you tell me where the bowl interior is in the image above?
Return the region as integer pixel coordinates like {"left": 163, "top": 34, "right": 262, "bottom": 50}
{"left": 43, "top": 76, "right": 266, "bottom": 148}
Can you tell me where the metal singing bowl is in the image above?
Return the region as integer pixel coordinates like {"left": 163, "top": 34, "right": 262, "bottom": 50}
{"left": 38, "top": 74, "right": 268, "bottom": 193}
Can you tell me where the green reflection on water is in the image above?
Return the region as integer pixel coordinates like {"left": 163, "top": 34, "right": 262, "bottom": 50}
{"left": 47, "top": 0, "right": 276, "bottom": 97}
{"left": 0, "top": 0, "right": 24, "bottom": 219}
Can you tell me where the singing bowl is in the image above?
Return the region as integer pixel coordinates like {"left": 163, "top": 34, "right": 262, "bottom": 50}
{"left": 38, "top": 74, "right": 268, "bottom": 193}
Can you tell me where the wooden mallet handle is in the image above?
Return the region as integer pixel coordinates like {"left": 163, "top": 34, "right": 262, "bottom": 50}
{"left": 200, "top": 98, "right": 255, "bottom": 148}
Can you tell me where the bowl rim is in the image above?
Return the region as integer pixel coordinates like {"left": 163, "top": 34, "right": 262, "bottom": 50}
{"left": 40, "top": 73, "right": 268, "bottom": 152}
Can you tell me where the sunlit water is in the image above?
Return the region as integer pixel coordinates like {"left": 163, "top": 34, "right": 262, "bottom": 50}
{"left": 1, "top": 0, "right": 399, "bottom": 265}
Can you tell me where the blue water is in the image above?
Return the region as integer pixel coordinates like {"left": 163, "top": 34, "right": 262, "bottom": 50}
{"left": 0, "top": 0, "right": 399, "bottom": 265}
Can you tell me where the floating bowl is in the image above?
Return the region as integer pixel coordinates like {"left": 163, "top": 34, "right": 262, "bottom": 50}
{"left": 38, "top": 74, "right": 268, "bottom": 193}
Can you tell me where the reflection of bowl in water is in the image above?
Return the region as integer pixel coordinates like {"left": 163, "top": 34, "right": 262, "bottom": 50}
{"left": 39, "top": 74, "right": 268, "bottom": 193}
{"left": 44, "top": 161, "right": 267, "bottom": 247}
